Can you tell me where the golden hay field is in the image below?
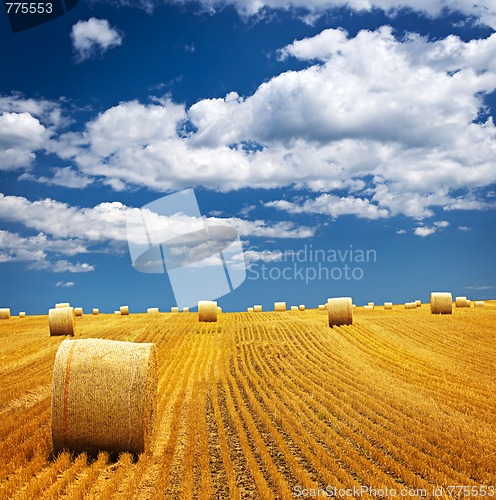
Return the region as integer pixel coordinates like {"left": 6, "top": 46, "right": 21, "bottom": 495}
{"left": 0, "top": 303, "right": 495, "bottom": 499}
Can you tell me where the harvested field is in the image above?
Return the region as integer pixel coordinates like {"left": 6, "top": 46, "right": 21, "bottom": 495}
{"left": 0, "top": 303, "right": 495, "bottom": 499}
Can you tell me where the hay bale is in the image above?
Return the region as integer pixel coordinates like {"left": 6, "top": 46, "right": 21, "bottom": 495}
{"left": 367, "top": 302, "right": 375, "bottom": 308}
{"left": 114, "top": 311, "right": 121, "bottom": 315}
{"left": 291, "top": 306, "right": 298, "bottom": 311}
{"left": 253, "top": 305, "right": 262, "bottom": 312}
{"left": 327, "top": 297, "right": 353, "bottom": 327}
{"left": 247, "top": 307, "right": 254, "bottom": 312}
{"left": 364, "top": 305, "right": 374, "bottom": 310}
{"left": 74, "top": 308, "right": 83, "bottom": 317}
{"left": 49, "top": 307, "right": 75, "bottom": 336}
{"left": 55, "top": 303, "right": 70, "bottom": 309}
{"left": 120, "top": 306, "right": 129, "bottom": 315}
{"left": 182, "top": 307, "right": 189, "bottom": 313}
{"left": 0, "top": 308, "right": 11, "bottom": 319}
{"left": 19, "top": 312, "right": 26, "bottom": 318}
{"left": 415, "top": 300, "right": 421, "bottom": 307}
{"left": 198, "top": 300, "right": 218, "bottom": 322}
{"left": 274, "top": 302, "right": 286, "bottom": 312}
{"left": 171, "top": 307, "right": 179, "bottom": 313}
{"left": 92, "top": 309, "right": 99, "bottom": 315}
{"left": 51, "top": 338, "right": 157, "bottom": 455}
{"left": 455, "top": 296, "right": 469, "bottom": 308}
{"left": 467, "top": 300, "right": 471, "bottom": 307}
{"left": 474, "top": 301, "right": 485, "bottom": 307}
{"left": 430, "top": 292, "right": 452, "bottom": 314}
{"left": 299, "top": 305, "right": 305, "bottom": 311}
{"left": 405, "top": 302, "right": 416, "bottom": 309}
{"left": 384, "top": 302, "right": 393, "bottom": 309}
{"left": 147, "top": 308, "right": 159, "bottom": 314}
{"left": 318, "top": 305, "right": 325, "bottom": 310}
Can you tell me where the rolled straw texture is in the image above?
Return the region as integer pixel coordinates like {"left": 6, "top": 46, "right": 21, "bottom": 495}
{"left": 274, "top": 302, "right": 286, "bottom": 312}
{"left": 19, "top": 312, "right": 26, "bottom": 318}
{"left": 147, "top": 308, "right": 159, "bottom": 314}
{"left": 455, "top": 296, "right": 469, "bottom": 308}
{"left": 55, "top": 303, "right": 70, "bottom": 309}
{"left": 198, "top": 301, "right": 218, "bottom": 322}
{"left": 0, "top": 308, "right": 11, "bottom": 319}
{"left": 299, "top": 305, "right": 305, "bottom": 311}
{"left": 120, "top": 306, "right": 129, "bottom": 315}
{"left": 171, "top": 307, "right": 179, "bottom": 313}
{"left": 49, "top": 307, "right": 75, "bottom": 336}
{"left": 247, "top": 307, "right": 254, "bottom": 312}
{"left": 182, "top": 307, "right": 189, "bottom": 313}
{"left": 114, "top": 311, "right": 121, "bottom": 315}
{"left": 430, "top": 292, "right": 452, "bottom": 314}
{"left": 291, "top": 306, "right": 298, "bottom": 311}
{"left": 327, "top": 297, "right": 353, "bottom": 327}
{"left": 51, "top": 338, "right": 157, "bottom": 455}
{"left": 74, "top": 308, "right": 83, "bottom": 317}
{"left": 405, "top": 302, "right": 416, "bottom": 309}
{"left": 253, "top": 305, "right": 262, "bottom": 312}
{"left": 415, "top": 300, "right": 422, "bottom": 307}
{"left": 92, "top": 309, "right": 99, "bottom": 315}
{"left": 384, "top": 302, "right": 393, "bottom": 309}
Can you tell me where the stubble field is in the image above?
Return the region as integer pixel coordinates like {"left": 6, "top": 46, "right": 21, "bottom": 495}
{"left": 0, "top": 302, "right": 495, "bottom": 499}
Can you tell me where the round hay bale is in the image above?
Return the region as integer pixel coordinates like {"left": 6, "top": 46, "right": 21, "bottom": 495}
{"left": 430, "top": 292, "right": 453, "bottom": 314}
{"left": 74, "top": 308, "right": 83, "bottom": 317}
{"left": 182, "top": 307, "right": 190, "bottom": 313}
{"left": 467, "top": 300, "right": 471, "bottom": 307}
{"left": 0, "top": 308, "right": 11, "bottom": 319}
{"left": 49, "top": 307, "right": 75, "bottom": 336}
{"left": 120, "top": 306, "right": 129, "bottom": 315}
{"left": 92, "top": 309, "right": 99, "bottom": 315}
{"left": 327, "top": 297, "right": 353, "bottom": 327}
{"left": 114, "top": 311, "right": 121, "bottom": 315}
{"left": 51, "top": 338, "right": 157, "bottom": 455}
{"left": 367, "top": 302, "right": 375, "bottom": 308}
{"left": 363, "top": 305, "right": 374, "bottom": 310}
{"left": 247, "top": 307, "right": 254, "bottom": 312}
{"left": 415, "top": 300, "right": 422, "bottom": 307}
{"left": 147, "top": 308, "right": 159, "bottom": 314}
{"left": 384, "top": 302, "right": 393, "bottom": 309}
{"left": 55, "top": 303, "right": 71, "bottom": 309}
{"left": 274, "top": 302, "right": 286, "bottom": 312}
{"left": 405, "top": 302, "right": 416, "bottom": 309}
{"left": 253, "top": 305, "right": 262, "bottom": 312}
{"left": 299, "top": 305, "right": 305, "bottom": 311}
{"left": 198, "top": 300, "right": 218, "bottom": 322}
{"left": 291, "top": 306, "right": 298, "bottom": 311}
{"left": 455, "top": 296, "right": 469, "bottom": 308}
{"left": 19, "top": 312, "right": 26, "bottom": 318}
{"left": 474, "top": 301, "right": 485, "bottom": 307}
{"left": 318, "top": 304, "right": 325, "bottom": 310}
{"left": 170, "top": 307, "right": 179, "bottom": 313}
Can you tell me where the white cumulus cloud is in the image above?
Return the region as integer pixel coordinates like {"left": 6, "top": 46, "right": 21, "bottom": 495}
{"left": 71, "top": 18, "right": 123, "bottom": 62}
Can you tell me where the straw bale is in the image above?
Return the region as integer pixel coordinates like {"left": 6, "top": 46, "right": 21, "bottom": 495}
{"left": 19, "top": 312, "right": 26, "bottom": 318}
{"left": 55, "top": 303, "right": 70, "bottom": 308}
{"left": 291, "top": 306, "right": 298, "bottom": 311}
{"left": 247, "top": 307, "right": 254, "bottom": 312}
{"left": 0, "top": 308, "right": 11, "bottom": 319}
{"left": 253, "top": 305, "right": 262, "bottom": 312}
{"left": 299, "top": 305, "right": 305, "bottom": 311}
{"left": 92, "top": 309, "right": 99, "bottom": 315}
{"left": 274, "top": 302, "right": 286, "bottom": 312}
{"left": 367, "top": 302, "right": 375, "bottom": 308}
{"left": 74, "top": 308, "right": 83, "bottom": 317}
{"left": 415, "top": 300, "right": 421, "bottom": 307}
{"left": 455, "top": 296, "right": 469, "bottom": 308}
{"left": 171, "top": 307, "right": 179, "bottom": 313}
{"left": 217, "top": 307, "right": 222, "bottom": 314}
{"left": 318, "top": 304, "right": 325, "bottom": 310}
{"left": 198, "top": 300, "right": 218, "bottom": 322}
{"left": 147, "top": 308, "right": 160, "bottom": 314}
{"left": 364, "top": 305, "right": 374, "bottom": 310}
{"left": 474, "top": 301, "right": 485, "bottom": 307}
{"left": 114, "top": 311, "right": 121, "bottom": 315}
{"left": 327, "top": 297, "right": 353, "bottom": 327}
{"left": 51, "top": 338, "right": 157, "bottom": 455}
{"left": 430, "top": 292, "right": 453, "bottom": 314}
{"left": 49, "top": 307, "right": 75, "bottom": 336}
{"left": 182, "top": 307, "right": 189, "bottom": 313}
{"left": 384, "top": 302, "right": 393, "bottom": 309}
{"left": 120, "top": 306, "right": 129, "bottom": 315}
{"left": 405, "top": 302, "right": 416, "bottom": 309}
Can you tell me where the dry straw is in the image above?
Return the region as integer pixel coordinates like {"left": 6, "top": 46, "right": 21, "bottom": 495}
{"left": 0, "top": 308, "right": 11, "bottom": 319}
{"left": 405, "top": 302, "right": 416, "bottom": 309}
{"left": 19, "top": 312, "right": 26, "bottom": 318}
{"left": 114, "top": 311, "right": 121, "bottom": 315}
{"left": 299, "top": 305, "right": 305, "bottom": 311}
{"left": 291, "top": 306, "right": 298, "bottom": 311}
{"left": 182, "top": 307, "right": 189, "bottom": 313}
{"left": 171, "top": 307, "right": 179, "bottom": 313}
{"left": 147, "top": 308, "right": 159, "bottom": 314}
{"left": 364, "top": 305, "right": 374, "bottom": 310}
{"left": 253, "top": 305, "right": 262, "bottom": 312}
{"left": 120, "top": 306, "right": 129, "bottom": 316}
{"left": 327, "top": 297, "right": 353, "bottom": 327}
{"left": 74, "top": 308, "right": 83, "bottom": 317}
{"left": 467, "top": 300, "right": 471, "bottom": 307}
{"left": 55, "top": 303, "right": 70, "bottom": 309}
{"left": 455, "top": 296, "right": 469, "bottom": 308}
{"left": 92, "top": 309, "right": 99, "bottom": 315}
{"left": 474, "top": 301, "right": 485, "bottom": 307}
{"left": 318, "top": 304, "right": 325, "bottom": 310}
{"left": 198, "top": 300, "right": 218, "bottom": 322}
{"left": 384, "top": 302, "right": 393, "bottom": 309}
{"left": 49, "top": 307, "right": 75, "bottom": 336}
{"left": 415, "top": 300, "right": 422, "bottom": 307}
{"left": 217, "top": 306, "right": 222, "bottom": 314}
{"left": 247, "top": 307, "right": 254, "bottom": 312}
{"left": 51, "top": 338, "right": 157, "bottom": 455}
{"left": 274, "top": 302, "right": 287, "bottom": 312}
{"left": 367, "top": 302, "right": 375, "bottom": 308}
{"left": 430, "top": 292, "right": 453, "bottom": 314}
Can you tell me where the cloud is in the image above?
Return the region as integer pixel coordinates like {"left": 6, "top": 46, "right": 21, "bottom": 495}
{"left": 458, "top": 225, "right": 472, "bottom": 231}
{"left": 396, "top": 229, "right": 407, "bottom": 234}
{"left": 463, "top": 285, "right": 494, "bottom": 290}
{"left": 55, "top": 281, "right": 75, "bottom": 287}
{"left": 30, "top": 260, "right": 95, "bottom": 272}
{"left": 70, "top": 18, "right": 123, "bottom": 62}
{"left": 414, "top": 226, "right": 438, "bottom": 237}
{"left": 19, "top": 167, "right": 94, "bottom": 189}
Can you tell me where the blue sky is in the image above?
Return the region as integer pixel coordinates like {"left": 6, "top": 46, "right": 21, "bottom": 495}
{"left": 1, "top": 0, "right": 495, "bottom": 314}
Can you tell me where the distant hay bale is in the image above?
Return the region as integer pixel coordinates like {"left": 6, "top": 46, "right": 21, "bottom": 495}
{"left": 198, "top": 300, "right": 218, "bottom": 322}
{"left": 415, "top": 300, "right": 421, "bottom": 307}
{"left": 327, "top": 297, "right": 353, "bottom": 327}
{"left": 430, "top": 292, "right": 453, "bottom": 314}
{"left": 291, "top": 306, "right": 298, "bottom": 311}
{"left": 352, "top": 304, "right": 356, "bottom": 308}
{"left": 114, "top": 311, "right": 121, "bottom": 315}
{"left": 384, "top": 302, "right": 393, "bottom": 309}
{"left": 171, "top": 307, "right": 179, "bottom": 313}
{"left": 182, "top": 307, "right": 189, "bottom": 313}
{"left": 92, "top": 309, "right": 99, "bottom": 315}
{"left": 253, "top": 305, "right": 262, "bottom": 312}
{"left": 299, "top": 305, "right": 305, "bottom": 311}
{"left": 318, "top": 305, "right": 325, "bottom": 310}
{"left": 55, "top": 303, "right": 70, "bottom": 309}
{"left": 51, "top": 338, "right": 157, "bottom": 455}
{"left": 147, "top": 308, "right": 159, "bottom": 314}
{"left": 74, "top": 308, "right": 83, "bottom": 317}
{"left": 49, "top": 307, "right": 75, "bottom": 336}
{"left": 247, "top": 307, "right": 254, "bottom": 312}
{"left": 405, "top": 302, "right": 416, "bottom": 309}
{"left": 367, "top": 302, "right": 375, "bottom": 308}
{"left": 455, "top": 296, "right": 469, "bottom": 308}
{"left": 474, "top": 301, "right": 485, "bottom": 307}
{"left": 0, "top": 308, "right": 11, "bottom": 319}
{"left": 120, "top": 306, "right": 129, "bottom": 316}
{"left": 274, "top": 302, "right": 286, "bottom": 312}
{"left": 19, "top": 312, "right": 26, "bottom": 318}
{"left": 467, "top": 300, "right": 471, "bottom": 307}
{"left": 217, "top": 307, "right": 222, "bottom": 314}
{"left": 364, "top": 305, "right": 374, "bottom": 310}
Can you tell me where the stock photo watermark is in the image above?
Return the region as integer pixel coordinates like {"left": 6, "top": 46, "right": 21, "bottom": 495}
{"left": 246, "top": 244, "right": 377, "bottom": 285}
